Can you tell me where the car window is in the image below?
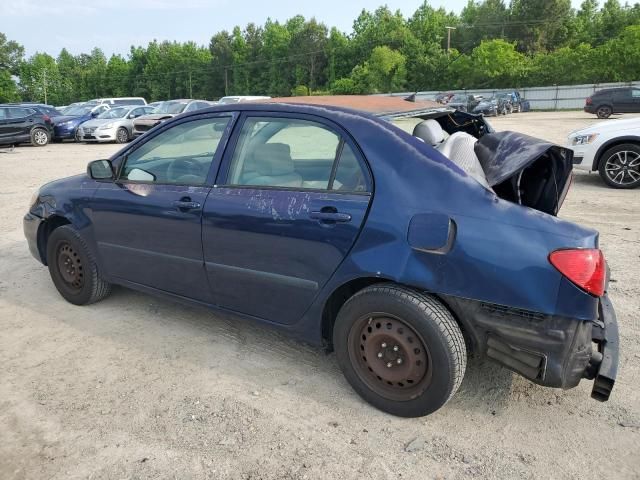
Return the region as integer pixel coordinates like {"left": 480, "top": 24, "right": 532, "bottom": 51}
{"left": 227, "top": 117, "right": 341, "bottom": 189}
{"left": 7, "top": 107, "right": 32, "bottom": 119}
{"left": 119, "top": 117, "right": 230, "bottom": 185}
{"left": 130, "top": 107, "right": 146, "bottom": 118}
{"left": 613, "top": 89, "right": 630, "bottom": 100}
{"left": 332, "top": 143, "right": 370, "bottom": 192}
{"left": 632, "top": 89, "right": 640, "bottom": 98}
{"left": 0, "top": 108, "right": 8, "bottom": 120}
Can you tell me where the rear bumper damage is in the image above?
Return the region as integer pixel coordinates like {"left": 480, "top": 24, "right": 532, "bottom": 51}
{"left": 443, "top": 294, "right": 619, "bottom": 401}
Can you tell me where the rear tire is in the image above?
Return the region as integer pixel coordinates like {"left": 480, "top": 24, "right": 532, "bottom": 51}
{"left": 333, "top": 284, "right": 466, "bottom": 417}
{"left": 596, "top": 105, "right": 612, "bottom": 119}
{"left": 31, "top": 128, "right": 50, "bottom": 147}
{"left": 598, "top": 143, "right": 640, "bottom": 189}
{"left": 46, "top": 225, "right": 111, "bottom": 305}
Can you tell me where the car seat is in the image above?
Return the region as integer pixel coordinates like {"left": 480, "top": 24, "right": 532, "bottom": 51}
{"left": 248, "top": 143, "right": 303, "bottom": 187}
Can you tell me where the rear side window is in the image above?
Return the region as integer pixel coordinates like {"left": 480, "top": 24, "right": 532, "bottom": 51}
{"left": 7, "top": 107, "right": 33, "bottom": 119}
{"left": 226, "top": 116, "right": 370, "bottom": 192}
{"left": 632, "top": 89, "right": 640, "bottom": 98}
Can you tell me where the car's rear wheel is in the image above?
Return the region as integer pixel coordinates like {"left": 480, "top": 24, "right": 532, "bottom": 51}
{"left": 596, "top": 105, "right": 612, "bottom": 119}
{"left": 116, "top": 127, "right": 129, "bottom": 144}
{"left": 46, "top": 225, "right": 111, "bottom": 305}
{"left": 333, "top": 284, "right": 466, "bottom": 417}
{"left": 31, "top": 128, "right": 50, "bottom": 147}
{"left": 598, "top": 143, "right": 640, "bottom": 188}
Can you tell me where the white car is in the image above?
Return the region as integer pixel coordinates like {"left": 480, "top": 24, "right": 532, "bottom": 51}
{"left": 568, "top": 116, "right": 640, "bottom": 188}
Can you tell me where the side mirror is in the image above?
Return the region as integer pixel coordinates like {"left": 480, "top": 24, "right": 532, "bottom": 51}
{"left": 87, "top": 159, "right": 114, "bottom": 180}
{"left": 128, "top": 113, "right": 136, "bottom": 119}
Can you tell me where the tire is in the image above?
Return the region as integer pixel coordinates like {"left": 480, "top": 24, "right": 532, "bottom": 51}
{"left": 46, "top": 225, "right": 111, "bottom": 305}
{"left": 333, "top": 283, "right": 467, "bottom": 417}
{"left": 31, "top": 128, "right": 50, "bottom": 147}
{"left": 115, "top": 127, "right": 129, "bottom": 144}
{"left": 598, "top": 143, "right": 640, "bottom": 189}
{"left": 74, "top": 129, "right": 83, "bottom": 143}
{"left": 596, "top": 105, "right": 612, "bottom": 119}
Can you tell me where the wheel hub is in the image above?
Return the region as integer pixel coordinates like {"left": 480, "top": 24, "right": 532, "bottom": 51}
{"left": 351, "top": 315, "right": 431, "bottom": 398}
{"left": 57, "top": 243, "right": 84, "bottom": 289}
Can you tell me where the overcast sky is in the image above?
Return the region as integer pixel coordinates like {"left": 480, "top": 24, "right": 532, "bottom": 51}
{"left": 2, "top": 0, "right": 585, "bottom": 58}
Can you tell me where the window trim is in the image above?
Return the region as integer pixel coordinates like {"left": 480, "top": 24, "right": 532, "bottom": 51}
{"left": 112, "top": 112, "right": 236, "bottom": 188}
{"left": 216, "top": 111, "right": 373, "bottom": 194}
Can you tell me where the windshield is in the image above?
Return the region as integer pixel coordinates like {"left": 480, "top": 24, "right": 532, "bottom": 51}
{"left": 64, "top": 105, "right": 93, "bottom": 116}
{"left": 97, "top": 107, "right": 128, "bottom": 119}
{"left": 154, "top": 102, "right": 188, "bottom": 114}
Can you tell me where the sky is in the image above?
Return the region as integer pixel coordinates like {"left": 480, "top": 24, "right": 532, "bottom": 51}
{"left": 2, "top": 0, "right": 585, "bottom": 58}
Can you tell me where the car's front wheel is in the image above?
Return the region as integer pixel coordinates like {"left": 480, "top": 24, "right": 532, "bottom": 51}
{"left": 333, "top": 284, "right": 466, "bottom": 417}
{"left": 596, "top": 105, "right": 613, "bottom": 119}
{"left": 598, "top": 143, "right": 640, "bottom": 188}
{"left": 46, "top": 225, "right": 112, "bottom": 305}
{"left": 31, "top": 128, "right": 50, "bottom": 147}
{"left": 116, "top": 127, "right": 130, "bottom": 144}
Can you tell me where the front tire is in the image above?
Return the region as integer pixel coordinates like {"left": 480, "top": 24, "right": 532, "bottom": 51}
{"left": 598, "top": 143, "right": 640, "bottom": 188}
{"left": 333, "top": 284, "right": 466, "bottom": 417}
{"left": 46, "top": 225, "right": 111, "bottom": 305}
{"left": 116, "top": 127, "right": 130, "bottom": 144}
{"left": 31, "top": 128, "right": 50, "bottom": 146}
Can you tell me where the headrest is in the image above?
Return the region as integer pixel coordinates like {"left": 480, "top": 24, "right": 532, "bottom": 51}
{"left": 413, "top": 119, "right": 445, "bottom": 146}
{"left": 255, "top": 143, "right": 294, "bottom": 176}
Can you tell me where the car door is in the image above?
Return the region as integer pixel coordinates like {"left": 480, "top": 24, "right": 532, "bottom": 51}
{"left": 631, "top": 89, "right": 640, "bottom": 113}
{"left": 201, "top": 113, "right": 372, "bottom": 325}
{"left": 88, "top": 114, "right": 234, "bottom": 302}
{"left": 613, "top": 89, "right": 632, "bottom": 112}
{"left": 4, "top": 107, "right": 32, "bottom": 140}
{"left": 0, "top": 108, "right": 10, "bottom": 142}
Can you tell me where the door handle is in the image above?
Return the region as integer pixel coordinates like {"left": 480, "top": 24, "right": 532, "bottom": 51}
{"left": 309, "top": 210, "right": 351, "bottom": 223}
{"left": 173, "top": 199, "right": 201, "bottom": 210}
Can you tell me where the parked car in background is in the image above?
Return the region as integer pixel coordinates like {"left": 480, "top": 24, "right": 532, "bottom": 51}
{"left": 496, "top": 90, "right": 529, "bottom": 113}
{"left": 434, "top": 92, "right": 454, "bottom": 104}
{"left": 51, "top": 103, "right": 110, "bottom": 142}
{"left": 0, "top": 104, "right": 54, "bottom": 146}
{"left": 218, "top": 96, "right": 270, "bottom": 104}
{"left": 584, "top": 87, "right": 640, "bottom": 119}
{"left": 24, "top": 98, "right": 617, "bottom": 417}
{"left": 447, "top": 93, "right": 482, "bottom": 112}
{"left": 76, "top": 105, "right": 156, "bottom": 143}
{"left": 87, "top": 97, "right": 147, "bottom": 107}
{"left": 132, "top": 99, "right": 211, "bottom": 136}
{"left": 472, "top": 94, "right": 512, "bottom": 116}
{"left": 569, "top": 116, "right": 640, "bottom": 188}
{"left": 58, "top": 102, "right": 86, "bottom": 115}
{"left": 10, "top": 103, "right": 63, "bottom": 117}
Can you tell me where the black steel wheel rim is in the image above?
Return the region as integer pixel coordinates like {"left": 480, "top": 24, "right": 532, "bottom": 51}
{"left": 56, "top": 242, "right": 84, "bottom": 290}
{"left": 604, "top": 150, "right": 640, "bottom": 185}
{"left": 348, "top": 313, "right": 432, "bottom": 401}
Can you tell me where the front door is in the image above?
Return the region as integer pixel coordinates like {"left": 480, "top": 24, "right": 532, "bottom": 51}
{"left": 202, "top": 114, "right": 372, "bottom": 325}
{"left": 88, "top": 115, "right": 233, "bottom": 302}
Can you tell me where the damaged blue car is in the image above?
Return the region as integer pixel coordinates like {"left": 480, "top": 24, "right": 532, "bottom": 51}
{"left": 24, "top": 96, "right": 618, "bottom": 417}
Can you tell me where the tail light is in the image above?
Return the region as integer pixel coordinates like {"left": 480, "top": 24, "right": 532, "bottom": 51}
{"left": 549, "top": 249, "right": 606, "bottom": 297}
{"left": 42, "top": 114, "right": 51, "bottom": 123}
{"left": 585, "top": 97, "right": 592, "bottom": 105}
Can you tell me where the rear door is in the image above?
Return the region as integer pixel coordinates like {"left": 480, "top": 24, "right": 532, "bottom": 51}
{"left": 613, "top": 89, "right": 633, "bottom": 112}
{"left": 201, "top": 113, "right": 372, "bottom": 325}
{"left": 4, "top": 107, "right": 32, "bottom": 140}
{"left": 631, "top": 88, "right": 640, "bottom": 113}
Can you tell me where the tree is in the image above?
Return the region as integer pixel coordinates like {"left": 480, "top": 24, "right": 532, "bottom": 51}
{"left": 509, "top": 0, "right": 574, "bottom": 52}
{"left": 18, "top": 53, "right": 61, "bottom": 104}
{"left": 0, "top": 32, "right": 24, "bottom": 102}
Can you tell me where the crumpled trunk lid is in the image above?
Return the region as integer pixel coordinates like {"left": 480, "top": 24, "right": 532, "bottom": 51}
{"left": 475, "top": 131, "right": 573, "bottom": 216}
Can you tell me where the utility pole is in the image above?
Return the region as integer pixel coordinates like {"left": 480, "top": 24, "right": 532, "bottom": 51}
{"left": 42, "top": 69, "right": 48, "bottom": 104}
{"left": 188, "top": 70, "right": 193, "bottom": 98}
{"left": 445, "top": 26, "right": 456, "bottom": 56}
{"left": 224, "top": 67, "right": 229, "bottom": 96}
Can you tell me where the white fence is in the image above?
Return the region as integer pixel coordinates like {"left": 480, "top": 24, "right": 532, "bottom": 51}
{"left": 379, "top": 81, "right": 640, "bottom": 110}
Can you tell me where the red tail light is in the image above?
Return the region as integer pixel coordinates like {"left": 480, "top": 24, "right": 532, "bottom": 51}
{"left": 549, "top": 249, "right": 606, "bottom": 297}
{"left": 42, "top": 114, "right": 51, "bottom": 122}
{"left": 585, "top": 97, "right": 592, "bottom": 105}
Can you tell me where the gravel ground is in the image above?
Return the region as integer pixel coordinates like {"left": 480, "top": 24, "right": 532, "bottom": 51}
{"left": 1, "top": 111, "right": 638, "bottom": 480}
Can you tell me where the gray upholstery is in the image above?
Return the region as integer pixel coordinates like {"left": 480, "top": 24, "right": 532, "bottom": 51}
{"left": 438, "top": 132, "right": 491, "bottom": 189}
{"left": 248, "top": 142, "right": 302, "bottom": 187}
{"left": 413, "top": 119, "right": 445, "bottom": 146}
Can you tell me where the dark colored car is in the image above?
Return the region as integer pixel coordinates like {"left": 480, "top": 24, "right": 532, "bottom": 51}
{"left": 446, "top": 93, "right": 482, "bottom": 112}
{"left": 0, "top": 104, "right": 54, "bottom": 146}
{"left": 51, "top": 103, "right": 110, "bottom": 142}
{"left": 496, "top": 91, "right": 530, "bottom": 113}
{"left": 473, "top": 94, "right": 513, "bottom": 116}
{"left": 24, "top": 99, "right": 618, "bottom": 417}
{"left": 585, "top": 87, "right": 640, "bottom": 119}
{"left": 9, "top": 103, "right": 64, "bottom": 118}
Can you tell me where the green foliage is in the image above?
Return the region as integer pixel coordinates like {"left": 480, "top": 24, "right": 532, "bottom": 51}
{"left": 1, "top": 1, "right": 639, "bottom": 104}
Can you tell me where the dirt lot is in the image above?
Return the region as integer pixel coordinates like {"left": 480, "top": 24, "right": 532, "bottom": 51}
{"left": 1, "top": 111, "right": 638, "bottom": 480}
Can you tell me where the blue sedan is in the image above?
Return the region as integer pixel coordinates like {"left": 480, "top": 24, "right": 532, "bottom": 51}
{"left": 23, "top": 98, "right": 618, "bottom": 416}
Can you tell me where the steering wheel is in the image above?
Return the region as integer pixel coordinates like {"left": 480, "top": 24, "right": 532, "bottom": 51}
{"left": 167, "top": 158, "right": 203, "bottom": 183}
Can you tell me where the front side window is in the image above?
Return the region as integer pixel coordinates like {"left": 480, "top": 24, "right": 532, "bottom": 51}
{"left": 226, "top": 116, "right": 370, "bottom": 192}
{"left": 632, "top": 89, "right": 640, "bottom": 98}
{"left": 119, "top": 117, "right": 230, "bottom": 185}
